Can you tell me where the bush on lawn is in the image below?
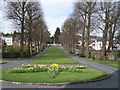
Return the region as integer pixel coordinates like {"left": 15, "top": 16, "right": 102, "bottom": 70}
{"left": 117, "top": 50, "right": 120, "bottom": 58}
{"left": 79, "top": 52, "right": 86, "bottom": 57}
{"left": 69, "top": 51, "right": 75, "bottom": 54}
{"left": 114, "top": 50, "right": 120, "bottom": 60}
{"left": 91, "top": 55, "right": 95, "bottom": 60}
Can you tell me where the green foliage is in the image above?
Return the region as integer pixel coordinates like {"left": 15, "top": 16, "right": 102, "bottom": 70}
{"left": 2, "top": 45, "right": 30, "bottom": 58}
{"left": 79, "top": 52, "right": 86, "bottom": 57}
{"left": 54, "top": 27, "right": 60, "bottom": 44}
{"left": 5, "top": 44, "right": 20, "bottom": 52}
{"left": 91, "top": 55, "right": 95, "bottom": 60}
{"left": 113, "top": 50, "right": 120, "bottom": 60}
{"left": 32, "top": 52, "right": 37, "bottom": 56}
{"left": 2, "top": 46, "right": 6, "bottom": 52}
{"left": 69, "top": 51, "right": 75, "bottom": 54}
{"left": 5, "top": 44, "right": 28, "bottom": 52}
{"left": 23, "top": 46, "right": 28, "bottom": 52}
{"left": 24, "top": 52, "right": 31, "bottom": 58}
{"left": 0, "top": 62, "right": 7, "bottom": 64}
{"left": 5, "top": 46, "right": 13, "bottom": 52}
{"left": 117, "top": 50, "right": 120, "bottom": 58}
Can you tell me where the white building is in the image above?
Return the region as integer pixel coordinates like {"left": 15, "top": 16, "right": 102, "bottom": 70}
{"left": 3, "top": 37, "right": 13, "bottom": 45}
{"left": 77, "top": 36, "right": 109, "bottom": 51}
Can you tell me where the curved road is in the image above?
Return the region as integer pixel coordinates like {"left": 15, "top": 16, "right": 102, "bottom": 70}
{"left": 0, "top": 47, "right": 119, "bottom": 89}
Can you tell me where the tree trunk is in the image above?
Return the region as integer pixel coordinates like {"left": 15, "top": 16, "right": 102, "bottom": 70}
{"left": 20, "top": 2, "right": 25, "bottom": 58}
{"left": 102, "top": 9, "right": 109, "bottom": 59}
{"left": 28, "top": 11, "right": 32, "bottom": 56}
{"left": 86, "top": 14, "right": 91, "bottom": 57}
{"left": 107, "top": 24, "right": 113, "bottom": 52}
{"left": 81, "top": 14, "right": 86, "bottom": 53}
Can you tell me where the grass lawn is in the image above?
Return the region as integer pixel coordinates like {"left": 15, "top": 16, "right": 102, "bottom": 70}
{"left": 87, "top": 51, "right": 120, "bottom": 68}
{"left": 31, "top": 46, "right": 77, "bottom": 64}
{"left": 82, "top": 58, "right": 120, "bottom": 68}
{"left": 1, "top": 68, "right": 107, "bottom": 83}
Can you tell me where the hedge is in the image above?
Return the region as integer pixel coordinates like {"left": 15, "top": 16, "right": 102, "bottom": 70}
{"left": 2, "top": 52, "right": 30, "bottom": 58}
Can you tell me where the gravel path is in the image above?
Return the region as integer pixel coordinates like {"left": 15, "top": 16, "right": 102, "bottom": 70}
{"left": 1, "top": 47, "right": 119, "bottom": 88}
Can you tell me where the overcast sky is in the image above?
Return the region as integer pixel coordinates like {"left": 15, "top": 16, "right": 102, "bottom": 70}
{"left": 1, "top": 0, "right": 117, "bottom": 36}
{"left": 0, "top": 0, "right": 75, "bottom": 36}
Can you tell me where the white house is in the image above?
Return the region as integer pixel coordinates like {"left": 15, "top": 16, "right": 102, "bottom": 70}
{"left": 3, "top": 37, "right": 13, "bottom": 45}
{"left": 89, "top": 37, "right": 109, "bottom": 51}
{"left": 76, "top": 36, "right": 110, "bottom": 51}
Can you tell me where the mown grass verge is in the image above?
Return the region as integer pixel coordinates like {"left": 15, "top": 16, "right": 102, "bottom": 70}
{"left": 1, "top": 68, "right": 108, "bottom": 83}
{"left": 31, "top": 46, "right": 77, "bottom": 64}
{"left": 81, "top": 57, "right": 120, "bottom": 68}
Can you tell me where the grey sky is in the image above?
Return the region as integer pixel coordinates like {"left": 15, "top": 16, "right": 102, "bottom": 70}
{"left": 0, "top": 0, "right": 74, "bottom": 36}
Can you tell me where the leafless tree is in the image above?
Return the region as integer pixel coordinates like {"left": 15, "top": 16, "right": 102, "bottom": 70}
{"left": 73, "top": 1, "right": 96, "bottom": 57}
{"left": 7, "top": 0, "right": 29, "bottom": 57}
{"left": 97, "top": 2, "right": 120, "bottom": 59}
{"left": 7, "top": 0, "right": 50, "bottom": 57}
{"left": 60, "top": 15, "right": 80, "bottom": 53}
{"left": 107, "top": 2, "right": 120, "bottom": 51}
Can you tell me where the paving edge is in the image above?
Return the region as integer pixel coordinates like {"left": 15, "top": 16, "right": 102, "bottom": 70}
{"left": 1, "top": 74, "right": 111, "bottom": 86}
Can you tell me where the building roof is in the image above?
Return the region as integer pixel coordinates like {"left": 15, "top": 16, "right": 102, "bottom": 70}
{"left": 96, "top": 36, "right": 102, "bottom": 41}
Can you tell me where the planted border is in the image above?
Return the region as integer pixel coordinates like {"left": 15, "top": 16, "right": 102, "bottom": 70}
{"left": 2, "top": 64, "right": 108, "bottom": 83}
{"left": 9, "top": 64, "right": 87, "bottom": 78}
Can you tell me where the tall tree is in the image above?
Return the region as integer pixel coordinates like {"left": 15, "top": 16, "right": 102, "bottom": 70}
{"left": 60, "top": 16, "right": 79, "bottom": 53}
{"left": 73, "top": 1, "right": 96, "bottom": 57}
{"left": 25, "top": 2, "right": 43, "bottom": 55}
{"left": 97, "top": 2, "right": 120, "bottom": 59}
{"left": 54, "top": 27, "right": 60, "bottom": 44}
{"left": 7, "top": 0, "right": 50, "bottom": 57}
{"left": 107, "top": 2, "right": 120, "bottom": 51}
{"left": 73, "top": 2, "right": 87, "bottom": 53}
{"left": 7, "top": 0, "right": 28, "bottom": 57}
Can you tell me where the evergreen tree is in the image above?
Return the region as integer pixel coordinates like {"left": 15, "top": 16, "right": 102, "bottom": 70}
{"left": 54, "top": 27, "right": 60, "bottom": 44}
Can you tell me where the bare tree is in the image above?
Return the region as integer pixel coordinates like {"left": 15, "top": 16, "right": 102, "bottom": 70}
{"left": 73, "top": 1, "right": 96, "bottom": 57}
{"left": 97, "top": 2, "right": 120, "bottom": 59}
{"left": 60, "top": 15, "right": 79, "bottom": 53}
{"left": 7, "top": 0, "right": 28, "bottom": 57}
{"left": 73, "top": 2, "right": 87, "bottom": 53}
{"left": 107, "top": 2, "right": 120, "bottom": 51}
{"left": 7, "top": 0, "right": 50, "bottom": 57}
{"left": 25, "top": 2, "right": 43, "bottom": 55}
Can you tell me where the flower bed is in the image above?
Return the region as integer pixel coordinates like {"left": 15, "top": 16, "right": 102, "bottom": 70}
{"left": 9, "top": 64, "right": 87, "bottom": 78}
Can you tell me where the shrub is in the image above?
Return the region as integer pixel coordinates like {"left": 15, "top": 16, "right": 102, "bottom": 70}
{"left": 5, "top": 46, "right": 13, "bottom": 52}
{"left": 117, "top": 50, "right": 120, "bottom": 58}
{"left": 24, "top": 52, "right": 31, "bottom": 58}
{"left": 91, "top": 55, "right": 95, "bottom": 60}
{"left": 5, "top": 44, "right": 21, "bottom": 52}
{"left": 69, "top": 51, "right": 75, "bottom": 54}
{"left": 79, "top": 52, "right": 86, "bottom": 57}
{"left": 32, "top": 52, "right": 37, "bottom": 56}
{"left": 2, "top": 52, "right": 30, "bottom": 58}
{"left": 114, "top": 50, "right": 120, "bottom": 60}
